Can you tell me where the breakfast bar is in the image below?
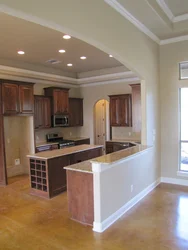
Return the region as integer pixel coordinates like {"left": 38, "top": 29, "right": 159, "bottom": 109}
{"left": 64, "top": 144, "right": 152, "bottom": 231}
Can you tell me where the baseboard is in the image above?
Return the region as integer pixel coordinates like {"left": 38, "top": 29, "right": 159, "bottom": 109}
{"left": 93, "top": 178, "right": 161, "bottom": 233}
{"left": 161, "top": 177, "right": 188, "bottom": 186}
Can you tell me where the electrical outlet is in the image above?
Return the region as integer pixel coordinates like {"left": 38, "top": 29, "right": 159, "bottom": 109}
{"left": 69, "top": 132, "right": 72, "bottom": 136}
{"left": 131, "top": 185, "right": 134, "bottom": 193}
{"left": 128, "top": 132, "right": 132, "bottom": 136}
{"left": 7, "top": 138, "right": 10, "bottom": 144}
{"left": 15, "top": 159, "right": 20, "bottom": 166}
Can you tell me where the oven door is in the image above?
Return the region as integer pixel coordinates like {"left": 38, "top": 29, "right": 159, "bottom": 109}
{"left": 53, "top": 115, "right": 69, "bottom": 127}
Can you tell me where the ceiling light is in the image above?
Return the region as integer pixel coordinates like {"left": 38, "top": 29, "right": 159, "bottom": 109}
{"left": 80, "top": 56, "right": 87, "bottom": 60}
{"left": 109, "top": 54, "right": 113, "bottom": 58}
{"left": 59, "top": 49, "right": 66, "bottom": 53}
{"left": 63, "top": 35, "right": 71, "bottom": 39}
{"left": 67, "top": 63, "right": 73, "bottom": 67}
{"left": 17, "top": 51, "right": 25, "bottom": 55}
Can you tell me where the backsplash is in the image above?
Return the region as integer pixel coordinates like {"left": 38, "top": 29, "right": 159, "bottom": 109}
{"left": 35, "top": 127, "right": 82, "bottom": 143}
{"left": 112, "top": 127, "right": 141, "bottom": 140}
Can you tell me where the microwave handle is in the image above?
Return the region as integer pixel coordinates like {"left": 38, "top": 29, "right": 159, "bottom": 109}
{"left": 66, "top": 117, "right": 69, "bottom": 125}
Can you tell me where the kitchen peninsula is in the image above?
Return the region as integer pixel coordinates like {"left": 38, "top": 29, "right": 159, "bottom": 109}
{"left": 27, "top": 144, "right": 103, "bottom": 198}
{"left": 64, "top": 144, "right": 151, "bottom": 232}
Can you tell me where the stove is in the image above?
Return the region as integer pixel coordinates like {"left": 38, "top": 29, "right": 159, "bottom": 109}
{"left": 46, "top": 133, "right": 75, "bottom": 149}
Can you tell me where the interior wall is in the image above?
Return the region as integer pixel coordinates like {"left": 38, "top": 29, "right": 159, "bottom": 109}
{"left": 4, "top": 116, "right": 34, "bottom": 177}
{"left": 160, "top": 40, "right": 188, "bottom": 179}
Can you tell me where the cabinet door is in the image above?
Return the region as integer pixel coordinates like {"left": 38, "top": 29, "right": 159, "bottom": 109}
{"left": 43, "top": 98, "right": 51, "bottom": 128}
{"left": 61, "top": 90, "right": 69, "bottom": 114}
{"left": 19, "top": 85, "right": 34, "bottom": 114}
{"left": 2, "top": 83, "right": 19, "bottom": 114}
{"left": 53, "top": 90, "right": 63, "bottom": 114}
{"left": 34, "top": 97, "right": 43, "bottom": 129}
{"left": 74, "top": 139, "right": 90, "bottom": 145}
{"left": 120, "top": 95, "right": 132, "bottom": 127}
{"left": 110, "top": 97, "right": 121, "bottom": 126}
{"left": 69, "top": 98, "right": 83, "bottom": 126}
{"left": 0, "top": 115, "right": 7, "bottom": 185}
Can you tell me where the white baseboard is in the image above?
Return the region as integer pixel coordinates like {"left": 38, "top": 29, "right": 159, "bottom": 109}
{"left": 93, "top": 178, "right": 161, "bottom": 233}
{"left": 161, "top": 177, "right": 188, "bottom": 186}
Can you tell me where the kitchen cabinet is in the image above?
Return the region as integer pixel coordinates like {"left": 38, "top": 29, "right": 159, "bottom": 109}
{"left": 1, "top": 81, "right": 34, "bottom": 115}
{"left": 44, "top": 87, "right": 69, "bottom": 115}
{"left": 29, "top": 146, "right": 102, "bottom": 198}
{"left": 74, "top": 138, "right": 90, "bottom": 146}
{"left": 109, "top": 94, "right": 132, "bottom": 127}
{"left": 34, "top": 95, "right": 51, "bottom": 129}
{"left": 130, "top": 84, "right": 141, "bottom": 133}
{"left": 69, "top": 98, "right": 83, "bottom": 126}
{"left": 106, "top": 141, "right": 135, "bottom": 154}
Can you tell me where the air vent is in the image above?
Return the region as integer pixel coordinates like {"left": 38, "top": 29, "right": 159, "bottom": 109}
{"left": 46, "top": 59, "right": 61, "bottom": 64}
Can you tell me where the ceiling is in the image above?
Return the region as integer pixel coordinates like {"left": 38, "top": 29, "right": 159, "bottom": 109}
{"left": 0, "top": 12, "right": 124, "bottom": 76}
{"left": 105, "top": 0, "right": 188, "bottom": 43}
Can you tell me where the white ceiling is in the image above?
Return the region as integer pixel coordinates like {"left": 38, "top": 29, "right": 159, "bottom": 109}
{"left": 105, "top": 0, "right": 188, "bottom": 43}
{"left": 0, "top": 12, "right": 124, "bottom": 76}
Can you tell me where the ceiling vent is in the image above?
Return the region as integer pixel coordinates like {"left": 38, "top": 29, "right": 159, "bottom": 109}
{"left": 46, "top": 59, "right": 61, "bottom": 64}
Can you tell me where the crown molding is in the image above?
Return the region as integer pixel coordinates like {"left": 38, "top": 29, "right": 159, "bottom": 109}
{"left": 160, "top": 34, "right": 188, "bottom": 45}
{"left": 155, "top": 0, "right": 173, "bottom": 21}
{"left": 174, "top": 13, "right": 188, "bottom": 23}
{"left": 104, "top": 0, "right": 160, "bottom": 44}
{"left": 0, "top": 65, "right": 138, "bottom": 87}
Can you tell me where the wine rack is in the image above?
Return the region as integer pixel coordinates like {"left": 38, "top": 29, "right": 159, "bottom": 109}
{"left": 30, "top": 159, "right": 48, "bottom": 193}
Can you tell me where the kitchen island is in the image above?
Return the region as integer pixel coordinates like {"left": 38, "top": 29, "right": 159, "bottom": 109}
{"left": 64, "top": 144, "right": 152, "bottom": 231}
{"left": 27, "top": 144, "right": 103, "bottom": 199}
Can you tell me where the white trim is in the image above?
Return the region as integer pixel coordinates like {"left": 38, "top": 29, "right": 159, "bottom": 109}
{"left": 104, "top": 0, "right": 160, "bottom": 44}
{"left": 174, "top": 13, "right": 188, "bottom": 23}
{"left": 177, "top": 171, "right": 188, "bottom": 178}
{"left": 0, "top": 65, "right": 139, "bottom": 87}
{"left": 161, "top": 177, "right": 188, "bottom": 186}
{"left": 93, "top": 178, "right": 160, "bottom": 233}
{"left": 160, "top": 35, "right": 188, "bottom": 45}
{"left": 155, "top": 0, "right": 174, "bottom": 21}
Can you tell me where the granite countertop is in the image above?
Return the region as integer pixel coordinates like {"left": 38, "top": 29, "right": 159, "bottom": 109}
{"left": 106, "top": 138, "right": 141, "bottom": 143}
{"left": 64, "top": 160, "right": 92, "bottom": 173}
{"left": 36, "top": 141, "right": 59, "bottom": 147}
{"left": 27, "top": 144, "right": 103, "bottom": 160}
{"left": 91, "top": 145, "right": 150, "bottom": 164}
{"left": 64, "top": 137, "right": 90, "bottom": 141}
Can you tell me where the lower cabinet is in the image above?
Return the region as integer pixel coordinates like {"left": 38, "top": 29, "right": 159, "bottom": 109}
{"left": 29, "top": 147, "right": 102, "bottom": 198}
{"left": 74, "top": 138, "right": 90, "bottom": 146}
{"left": 106, "top": 141, "right": 135, "bottom": 154}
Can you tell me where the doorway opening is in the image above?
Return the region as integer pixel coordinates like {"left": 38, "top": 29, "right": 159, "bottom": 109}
{"left": 94, "top": 99, "right": 110, "bottom": 151}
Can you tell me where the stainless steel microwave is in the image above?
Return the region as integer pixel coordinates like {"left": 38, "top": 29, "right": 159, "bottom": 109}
{"left": 52, "top": 115, "right": 69, "bottom": 127}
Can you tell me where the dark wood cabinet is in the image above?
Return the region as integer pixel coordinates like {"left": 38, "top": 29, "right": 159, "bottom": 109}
{"left": 74, "top": 138, "right": 90, "bottom": 146}
{"left": 1, "top": 81, "right": 34, "bottom": 115}
{"left": 2, "top": 83, "right": 19, "bottom": 115}
{"left": 29, "top": 147, "right": 102, "bottom": 198}
{"left": 109, "top": 94, "right": 132, "bottom": 127}
{"left": 19, "top": 85, "right": 34, "bottom": 114}
{"left": 34, "top": 95, "right": 51, "bottom": 129}
{"left": 44, "top": 87, "right": 69, "bottom": 115}
{"left": 69, "top": 98, "right": 83, "bottom": 126}
{"left": 130, "top": 84, "right": 141, "bottom": 133}
{"left": 106, "top": 141, "right": 135, "bottom": 154}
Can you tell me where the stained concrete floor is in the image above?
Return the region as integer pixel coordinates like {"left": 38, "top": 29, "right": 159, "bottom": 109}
{"left": 0, "top": 175, "right": 188, "bottom": 250}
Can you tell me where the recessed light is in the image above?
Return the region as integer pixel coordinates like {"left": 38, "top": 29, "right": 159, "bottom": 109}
{"left": 80, "top": 56, "right": 87, "bottom": 60}
{"left": 17, "top": 51, "right": 25, "bottom": 55}
{"left": 67, "top": 63, "right": 73, "bottom": 67}
{"left": 109, "top": 54, "right": 113, "bottom": 58}
{"left": 63, "top": 35, "right": 71, "bottom": 39}
{"left": 59, "top": 49, "right": 66, "bottom": 53}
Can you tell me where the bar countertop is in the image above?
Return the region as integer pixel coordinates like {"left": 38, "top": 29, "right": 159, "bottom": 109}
{"left": 27, "top": 144, "right": 103, "bottom": 160}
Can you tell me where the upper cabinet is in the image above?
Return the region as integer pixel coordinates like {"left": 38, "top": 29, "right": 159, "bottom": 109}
{"left": 44, "top": 87, "right": 69, "bottom": 115}
{"left": 34, "top": 95, "right": 51, "bottom": 129}
{"left": 130, "top": 84, "right": 141, "bottom": 133}
{"left": 69, "top": 98, "right": 83, "bottom": 127}
{"left": 1, "top": 81, "right": 34, "bottom": 115}
{"left": 109, "top": 94, "right": 132, "bottom": 127}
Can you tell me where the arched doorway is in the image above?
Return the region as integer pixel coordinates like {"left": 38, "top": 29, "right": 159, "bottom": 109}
{"left": 94, "top": 99, "right": 109, "bottom": 150}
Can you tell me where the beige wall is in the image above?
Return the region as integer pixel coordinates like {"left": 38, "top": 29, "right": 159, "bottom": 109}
{"left": 160, "top": 41, "right": 188, "bottom": 179}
